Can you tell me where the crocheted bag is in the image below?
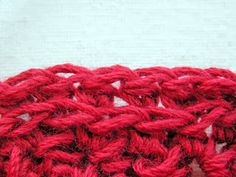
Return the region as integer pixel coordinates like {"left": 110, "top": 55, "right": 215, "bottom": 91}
{"left": 0, "top": 64, "right": 235, "bottom": 177}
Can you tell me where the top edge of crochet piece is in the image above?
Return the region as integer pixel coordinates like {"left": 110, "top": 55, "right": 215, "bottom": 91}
{"left": 2, "top": 63, "right": 236, "bottom": 83}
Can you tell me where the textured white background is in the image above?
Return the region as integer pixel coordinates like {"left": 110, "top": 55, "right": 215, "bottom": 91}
{"left": 0, "top": 0, "right": 236, "bottom": 78}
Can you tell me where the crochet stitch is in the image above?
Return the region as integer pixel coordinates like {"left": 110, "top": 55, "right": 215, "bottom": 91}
{"left": 0, "top": 64, "right": 235, "bottom": 177}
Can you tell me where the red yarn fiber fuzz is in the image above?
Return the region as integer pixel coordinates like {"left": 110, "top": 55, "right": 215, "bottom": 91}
{"left": 0, "top": 64, "right": 235, "bottom": 177}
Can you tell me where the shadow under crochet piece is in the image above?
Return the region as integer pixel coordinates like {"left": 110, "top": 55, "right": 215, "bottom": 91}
{"left": 0, "top": 64, "right": 235, "bottom": 177}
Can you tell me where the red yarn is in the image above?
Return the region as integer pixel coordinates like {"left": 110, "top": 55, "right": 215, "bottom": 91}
{"left": 0, "top": 64, "right": 235, "bottom": 177}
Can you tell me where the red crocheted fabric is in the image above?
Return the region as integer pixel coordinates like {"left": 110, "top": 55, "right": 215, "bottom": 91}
{"left": 0, "top": 64, "right": 235, "bottom": 177}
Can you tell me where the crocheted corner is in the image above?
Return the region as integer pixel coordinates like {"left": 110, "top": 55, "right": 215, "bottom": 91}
{"left": 0, "top": 64, "right": 235, "bottom": 177}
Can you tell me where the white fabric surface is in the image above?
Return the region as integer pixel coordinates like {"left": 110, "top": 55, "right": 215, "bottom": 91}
{"left": 0, "top": 0, "right": 236, "bottom": 78}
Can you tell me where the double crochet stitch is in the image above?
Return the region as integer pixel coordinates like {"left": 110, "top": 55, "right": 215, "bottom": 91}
{"left": 0, "top": 64, "right": 235, "bottom": 177}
